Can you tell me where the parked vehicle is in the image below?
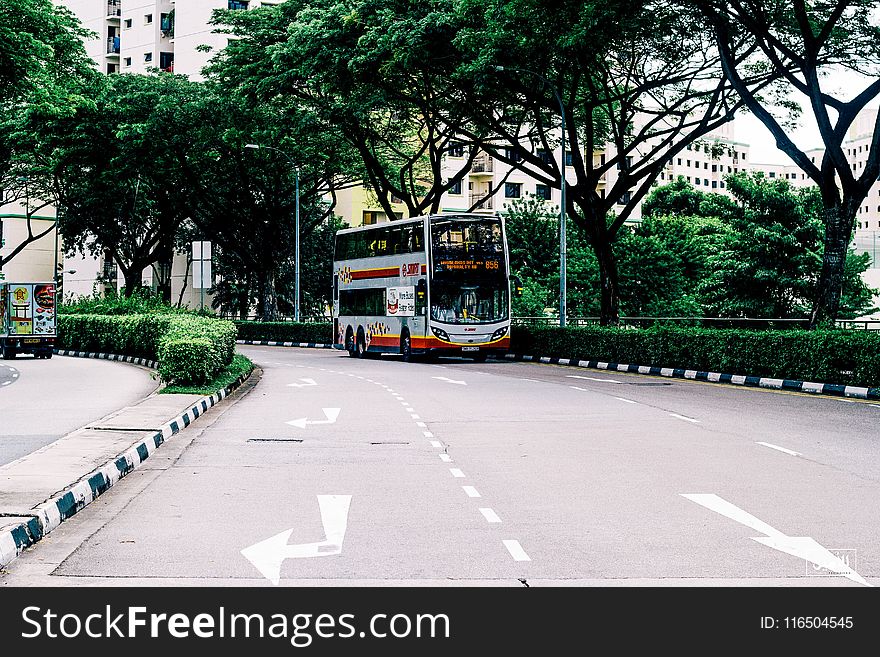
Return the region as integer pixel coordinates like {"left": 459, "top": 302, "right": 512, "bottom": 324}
{"left": 0, "top": 282, "right": 56, "bottom": 359}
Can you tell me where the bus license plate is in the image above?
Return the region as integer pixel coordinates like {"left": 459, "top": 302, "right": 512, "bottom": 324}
{"left": 462, "top": 346, "right": 479, "bottom": 352}
{"left": 23, "top": 338, "right": 40, "bottom": 344}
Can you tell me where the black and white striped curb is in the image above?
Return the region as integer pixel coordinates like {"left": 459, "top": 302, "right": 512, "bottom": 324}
{"left": 237, "top": 339, "right": 334, "bottom": 349}
{"left": 54, "top": 349, "right": 159, "bottom": 369}
{"left": 503, "top": 353, "right": 880, "bottom": 400}
{"left": 0, "top": 362, "right": 252, "bottom": 568}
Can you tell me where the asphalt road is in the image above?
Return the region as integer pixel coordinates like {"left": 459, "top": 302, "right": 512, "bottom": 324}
{"left": 2, "top": 346, "right": 878, "bottom": 586}
{"left": 0, "top": 355, "right": 160, "bottom": 467}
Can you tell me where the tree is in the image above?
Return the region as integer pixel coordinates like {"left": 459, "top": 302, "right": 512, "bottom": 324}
{"left": 0, "top": 0, "right": 97, "bottom": 270}
{"left": 37, "top": 74, "right": 195, "bottom": 296}
{"left": 207, "top": 0, "right": 481, "bottom": 222}
{"left": 695, "top": 0, "right": 880, "bottom": 326}
{"left": 453, "top": 0, "right": 786, "bottom": 323}
{"left": 502, "top": 195, "right": 559, "bottom": 315}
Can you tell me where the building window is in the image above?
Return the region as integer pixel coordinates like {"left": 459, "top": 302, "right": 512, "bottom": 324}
{"left": 449, "top": 180, "right": 462, "bottom": 195}
{"left": 712, "top": 181, "right": 717, "bottom": 188}
{"left": 159, "top": 52, "right": 174, "bottom": 71}
{"left": 565, "top": 151, "right": 573, "bottom": 167}
{"left": 712, "top": 164, "right": 717, "bottom": 172}
{"left": 686, "top": 176, "right": 691, "bottom": 183}
{"left": 694, "top": 179, "right": 700, "bottom": 186}
{"left": 720, "top": 182, "right": 725, "bottom": 188}
{"left": 535, "top": 184, "right": 551, "bottom": 200}
{"left": 505, "top": 148, "right": 521, "bottom": 163}
{"left": 123, "top": 57, "right": 131, "bottom": 67}
{"left": 686, "top": 159, "right": 691, "bottom": 167}
{"left": 537, "top": 149, "right": 553, "bottom": 166}
{"left": 447, "top": 142, "right": 464, "bottom": 157}
{"left": 703, "top": 179, "right": 709, "bottom": 186}
{"left": 677, "top": 158, "right": 682, "bottom": 166}
{"left": 769, "top": 171, "right": 775, "bottom": 178}
{"left": 107, "top": 63, "right": 117, "bottom": 74}
{"left": 144, "top": 13, "right": 153, "bottom": 24}
{"left": 144, "top": 52, "right": 153, "bottom": 63}
{"left": 228, "top": 0, "right": 249, "bottom": 9}
{"left": 617, "top": 191, "right": 632, "bottom": 205}
{"left": 124, "top": 18, "right": 132, "bottom": 28}
{"left": 505, "top": 182, "right": 522, "bottom": 198}
{"left": 704, "top": 162, "right": 708, "bottom": 169}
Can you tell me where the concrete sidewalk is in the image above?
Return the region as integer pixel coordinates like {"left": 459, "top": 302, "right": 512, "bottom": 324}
{"left": 0, "top": 375, "right": 249, "bottom": 567}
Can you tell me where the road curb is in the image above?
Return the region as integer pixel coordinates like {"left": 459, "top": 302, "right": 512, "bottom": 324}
{"left": 0, "top": 353, "right": 253, "bottom": 569}
{"left": 503, "top": 352, "right": 880, "bottom": 400}
{"left": 54, "top": 349, "right": 159, "bottom": 369}
{"left": 236, "top": 339, "right": 335, "bottom": 349}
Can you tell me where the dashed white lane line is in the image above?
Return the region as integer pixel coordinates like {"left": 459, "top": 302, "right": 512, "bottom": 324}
{"left": 614, "top": 397, "right": 637, "bottom": 404}
{"left": 439, "top": 454, "right": 452, "bottom": 463}
{"left": 756, "top": 441, "right": 801, "bottom": 457}
{"left": 410, "top": 414, "right": 420, "bottom": 419}
{"left": 450, "top": 468, "right": 465, "bottom": 478}
{"left": 12, "top": 373, "right": 18, "bottom": 378}
{"left": 424, "top": 431, "right": 434, "bottom": 438}
{"left": 669, "top": 413, "right": 699, "bottom": 423}
{"left": 479, "top": 508, "right": 502, "bottom": 523}
{"left": 503, "top": 540, "right": 531, "bottom": 562}
{"left": 1, "top": 381, "right": 10, "bottom": 386}
{"left": 567, "top": 375, "right": 621, "bottom": 384}
{"left": 430, "top": 441, "right": 442, "bottom": 448}
{"left": 462, "top": 486, "right": 481, "bottom": 498}
{"left": 416, "top": 421, "right": 427, "bottom": 428}
{"left": 569, "top": 386, "right": 589, "bottom": 392}
{"left": 519, "top": 378, "right": 542, "bottom": 383}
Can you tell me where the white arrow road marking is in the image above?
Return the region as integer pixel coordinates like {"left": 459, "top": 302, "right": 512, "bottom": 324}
{"left": 286, "top": 408, "right": 341, "bottom": 429}
{"left": 682, "top": 493, "right": 871, "bottom": 587}
{"left": 566, "top": 375, "right": 621, "bottom": 384}
{"left": 432, "top": 376, "right": 467, "bottom": 386}
{"left": 241, "top": 495, "right": 352, "bottom": 585}
{"left": 287, "top": 378, "right": 318, "bottom": 388}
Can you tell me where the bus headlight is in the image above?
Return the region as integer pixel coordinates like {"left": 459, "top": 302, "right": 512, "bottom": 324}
{"left": 431, "top": 327, "right": 449, "bottom": 341}
{"left": 491, "top": 327, "right": 508, "bottom": 340}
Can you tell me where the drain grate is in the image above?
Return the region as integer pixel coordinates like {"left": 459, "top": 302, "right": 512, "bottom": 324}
{"left": 248, "top": 438, "right": 304, "bottom": 443}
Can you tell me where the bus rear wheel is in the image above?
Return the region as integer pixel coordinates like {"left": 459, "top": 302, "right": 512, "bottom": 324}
{"left": 356, "top": 329, "right": 367, "bottom": 359}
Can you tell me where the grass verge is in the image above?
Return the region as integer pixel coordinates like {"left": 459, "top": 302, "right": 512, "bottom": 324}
{"left": 159, "top": 354, "right": 254, "bottom": 395}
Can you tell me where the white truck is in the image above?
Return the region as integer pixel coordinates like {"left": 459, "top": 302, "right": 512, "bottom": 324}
{"left": 0, "top": 282, "right": 57, "bottom": 359}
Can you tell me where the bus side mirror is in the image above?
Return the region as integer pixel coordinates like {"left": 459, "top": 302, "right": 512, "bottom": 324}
{"left": 511, "top": 276, "right": 523, "bottom": 297}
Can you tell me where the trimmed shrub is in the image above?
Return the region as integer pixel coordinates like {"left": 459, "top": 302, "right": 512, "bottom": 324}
{"left": 58, "top": 313, "right": 237, "bottom": 385}
{"left": 235, "top": 321, "right": 333, "bottom": 344}
{"left": 511, "top": 325, "right": 880, "bottom": 388}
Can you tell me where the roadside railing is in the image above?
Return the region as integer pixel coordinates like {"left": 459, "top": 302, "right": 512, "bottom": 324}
{"left": 512, "top": 316, "right": 880, "bottom": 330}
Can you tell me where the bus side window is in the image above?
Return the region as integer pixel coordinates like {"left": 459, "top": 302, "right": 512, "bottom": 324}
{"left": 416, "top": 279, "right": 427, "bottom": 316}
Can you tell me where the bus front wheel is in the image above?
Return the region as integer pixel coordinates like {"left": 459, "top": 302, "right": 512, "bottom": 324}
{"left": 400, "top": 332, "right": 413, "bottom": 363}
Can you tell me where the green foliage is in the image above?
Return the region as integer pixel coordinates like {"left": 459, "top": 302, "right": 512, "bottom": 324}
{"left": 58, "top": 313, "right": 237, "bottom": 386}
{"left": 512, "top": 325, "right": 880, "bottom": 389}
{"left": 235, "top": 321, "right": 333, "bottom": 344}
{"left": 60, "top": 288, "right": 199, "bottom": 316}
{"left": 161, "top": 354, "right": 254, "bottom": 395}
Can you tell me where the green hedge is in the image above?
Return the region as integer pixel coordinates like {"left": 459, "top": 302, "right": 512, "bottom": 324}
{"left": 235, "top": 321, "right": 333, "bottom": 344}
{"left": 511, "top": 325, "right": 880, "bottom": 388}
{"left": 58, "top": 314, "right": 237, "bottom": 385}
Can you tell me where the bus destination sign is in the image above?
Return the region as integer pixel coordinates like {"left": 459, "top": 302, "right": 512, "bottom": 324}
{"left": 438, "top": 258, "right": 501, "bottom": 272}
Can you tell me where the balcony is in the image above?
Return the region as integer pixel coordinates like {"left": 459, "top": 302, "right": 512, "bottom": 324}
{"left": 469, "top": 193, "right": 494, "bottom": 210}
{"left": 107, "top": 36, "right": 120, "bottom": 54}
{"left": 470, "top": 154, "right": 494, "bottom": 174}
{"left": 107, "top": 0, "right": 121, "bottom": 17}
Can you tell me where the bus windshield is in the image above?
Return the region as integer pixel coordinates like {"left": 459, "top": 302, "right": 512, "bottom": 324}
{"left": 430, "top": 216, "right": 508, "bottom": 325}
{"left": 430, "top": 280, "right": 508, "bottom": 324}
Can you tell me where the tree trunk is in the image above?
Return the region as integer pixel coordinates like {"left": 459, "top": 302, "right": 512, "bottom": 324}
{"left": 122, "top": 266, "right": 144, "bottom": 298}
{"left": 594, "top": 236, "right": 620, "bottom": 326}
{"left": 810, "top": 204, "right": 854, "bottom": 329}
{"left": 261, "top": 274, "right": 278, "bottom": 322}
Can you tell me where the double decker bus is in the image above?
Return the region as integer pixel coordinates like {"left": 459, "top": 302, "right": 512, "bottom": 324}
{"left": 332, "top": 213, "right": 515, "bottom": 361}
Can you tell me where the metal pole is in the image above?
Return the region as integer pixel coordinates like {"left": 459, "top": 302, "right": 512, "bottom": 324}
{"left": 295, "top": 168, "right": 300, "bottom": 323}
{"left": 200, "top": 242, "right": 204, "bottom": 312}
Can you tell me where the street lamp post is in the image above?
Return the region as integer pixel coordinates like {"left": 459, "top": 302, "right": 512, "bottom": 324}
{"left": 494, "top": 66, "right": 567, "bottom": 327}
{"left": 245, "top": 144, "right": 301, "bottom": 322}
